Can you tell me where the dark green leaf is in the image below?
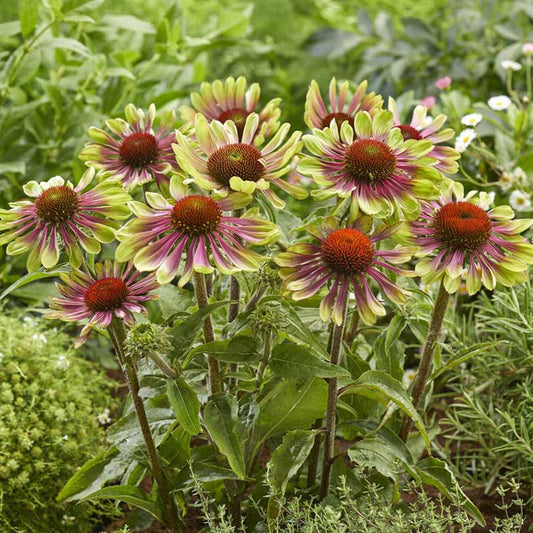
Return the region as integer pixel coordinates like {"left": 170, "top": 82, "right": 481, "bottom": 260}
{"left": 57, "top": 448, "right": 119, "bottom": 502}
{"left": 251, "top": 378, "right": 327, "bottom": 458}
{"left": 416, "top": 458, "right": 485, "bottom": 526}
{"left": 167, "top": 378, "right": 201, "bottom": 435}
{"left": 270, "top": 343, "right": 350, "bottom": 379}
{"left": 203, "top": 393, "right": 246, "bottom": 479}
{"left": 269, "top": 430, "right": 316, "bottom": 493}
{"left": 0, "top": 264, "right": 69, "bottom": 302}
{"left": 168, "top": 301, "right": 231, "bottom": 362}
{"left": 80, "top": 485, "right": 164, "bottom": 524}
{"left": 184, "top": 336, "right": 259, "bottom": 367}
{"left": 340, "top": 371, "right": 430, "bottom": 452}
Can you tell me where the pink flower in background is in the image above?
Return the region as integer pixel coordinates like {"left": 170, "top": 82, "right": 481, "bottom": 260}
{"left": 522, "top": 43, "right": 533, "bottom": 56}
{"left": 419, "top": 96, "right": 436, "bottom": 109}
{"left": 435, "top": 76, "right": 452, "bottom": 90}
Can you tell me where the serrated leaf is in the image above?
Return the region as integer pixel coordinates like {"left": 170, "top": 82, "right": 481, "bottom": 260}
{"left": 340, "top": 370, "right": 430, "bottom": 452}
{"left": 203, "top": 394, "right": 246, "bottom": 479}
{"left": 167, "top": 378, "right": 201, "bottom": 435}
{"left": 270, "top": 343, "right": 350, "bottom": 379}
{"left": 80, "top": 485, "right": 164, "bottom": 523}
{"left": 269, "top": 430, "right": 316, "bottom": 493}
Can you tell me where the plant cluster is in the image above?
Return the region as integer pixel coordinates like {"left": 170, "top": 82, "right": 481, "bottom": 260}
{"left": 3, "top": 2, "right": 533, "bottom": 531}
{"left": 0, "top": 312, "right": 116, "bottom": 532}
{"left": 0, "top": 67, "right": 532, "bottom": 530}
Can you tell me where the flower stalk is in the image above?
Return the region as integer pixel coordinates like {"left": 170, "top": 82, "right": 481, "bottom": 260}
{"left": 193, "top": 272, "right": 222, "bottom": 395}
{"left": 108, "top": 318, "right": 180, "bottom": 533}
{"left": 399, "top": 280, "right": 449, "bottom": 441}
{"left": 320, "top": 317, "right": 346, "bottom": 499}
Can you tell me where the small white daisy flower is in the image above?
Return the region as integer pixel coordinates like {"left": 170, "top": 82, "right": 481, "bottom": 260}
{"left": 403, "top": 369, "right": 417, "bottom": 388}
{"left": 488, "top": 95, "right": 512, "bottom": 110}
{"left": 461, "top": 113, "right": 483, "bottom": 127}
{"left": 501, "top": 60, "right": 522, "bottom": 71}
{"left": 509, "top": 190, "right": 531, "bottom": 212}
{"left": 512, "top": 167, "right": 527, "bottom": 185}
{"left": 454, "top": 128, "right": 476, "bottom": 152}
{"left": 97, "top": 408, "right": 112, "bottom": 425}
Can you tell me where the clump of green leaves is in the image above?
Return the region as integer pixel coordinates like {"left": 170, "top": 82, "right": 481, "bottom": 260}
{"left": 0, "top": 313, "right": 117, "bottom": 532}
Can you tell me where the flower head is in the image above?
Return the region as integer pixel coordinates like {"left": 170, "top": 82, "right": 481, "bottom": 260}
{"left": 522, "top": 43, "right": 533, "bottom": 56}
{"left": 498, "top": 171, "right": 514, "bottom": 191}
{"left": 461, "top": 113, "right": 483, "bottom": 127}
{"left": 80, "top": 104, "right": 181, "bottom": 190}
{"left": 488, "top": 95, "right": 512, "bottom": 111}
{"left": 48, "top": 261, "right": 158, "bottom": 347}
{"left": 179, "top": 76, "right": 281, "bottom": 145}
{"left": 454, "top": 128, "right": 476, "bottom": 153}
{"left": 115, "top": 178, "right": 279, "bottom": 285}
{"left": 0, "top": 170, "right": 130, "bottom": 271}
{"left": 419, "top": 96, "right": 436, "bottom": 110}
{"left": 173, "top": 113, "right": 305, "bottom": 209}
{"left": 509, "top": 190, "right": 531, "bottom": 212}
{"left": 299, "top": 110, "right": 443, "bottom": 220}
{"left": 275, "top": 217, "right": 413, "bottom": 325}
{"left": 500, "top": 60, "right": 522, "bottom": 71}
{"left": 304, "top": 77, "right": 383, "bottom": 130}
{"left": 410, "top": 182, "right": 533, "bottom": 294}
{"left": 435, "top": 76, "right": 452, "bottom": 90}
{"left": 389, "top": 97, "right": 459, "bottom": 174}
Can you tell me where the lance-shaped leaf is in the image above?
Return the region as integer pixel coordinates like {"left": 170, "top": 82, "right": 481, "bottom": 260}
{"left": 339, "top": 370, "right": 430, "bottom": 452}
{"left": 79, "top": 485, "right": 164, "bottom": 524}
{"left": 168, "top": 301, "right": 231, "bottom": 362}
{"left": 183, "top": 336, "right": 259, "bottom": 367}
{"left": 203, "top": 393, "right": 246, "bottom": 479}
{"left": 250, "top": 378, "right": 327, "bottom": 459}
{"left": 167, "top": 378, "right": 201, "bottom": 435}
{"left": 270, "top": 343, "right": 350, "bottom": 379}
{"left": 269, "top": 430, "right": 316, "bottom": 493}
{"left": 0, "top": 264, "right": 70, "bottom": 302}
{"left": 415, "top": 457, "right": 485, "bottom": 526}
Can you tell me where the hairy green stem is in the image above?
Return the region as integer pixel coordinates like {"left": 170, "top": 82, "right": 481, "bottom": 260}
{"left": 108, "top": 319, "right": 180, "bottom": 532}
{"left": 400, "top": 280, "right": 449, "bottom": 441}
{"left": 193, "top": 272, "right": 222, "bottom": 395}
{"left": 255, "top": 332, "right": 272, "bottom": 387}
{"left": 227, "top": 209, "right": 243, "bottom": 324}
{"left": 320, "top": 319, "right": 346, "bottom": 499}
{"left": 306, "top": 419, "right": 323, "bottom": 488}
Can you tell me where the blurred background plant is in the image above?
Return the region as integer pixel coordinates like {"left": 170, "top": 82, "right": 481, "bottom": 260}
{"left": 0, "top": 311, "right": 117, "bottom": 531}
